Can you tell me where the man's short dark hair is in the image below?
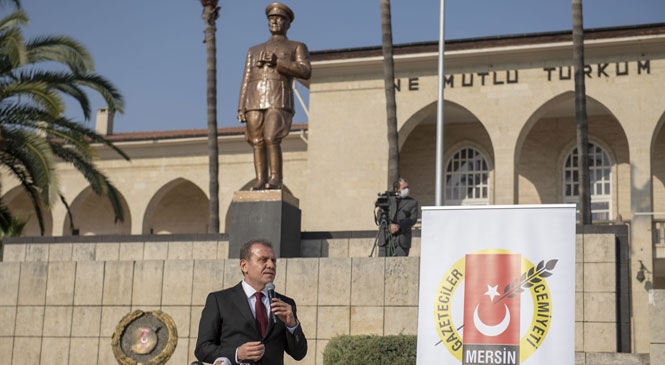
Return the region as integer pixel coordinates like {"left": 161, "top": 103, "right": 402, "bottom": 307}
{"left": 393, "top": 177, "right": 407, "bottom": 191}
{"left": 239, "top": 238, "right": 273, "bottom": 260}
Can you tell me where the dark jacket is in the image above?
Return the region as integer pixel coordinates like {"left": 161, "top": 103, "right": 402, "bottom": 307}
{"left": 195, "top": 282, "right": 307, "bottom": 365}
{"left": 380, "top": 196, "right": 419, "bottom": 250}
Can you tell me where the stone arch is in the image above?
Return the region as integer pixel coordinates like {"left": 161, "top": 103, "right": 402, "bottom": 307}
{"left": 2, "top": 186, "right": 53, "bottom": 237}
{"left": 143, "top": 178, "right": 209, "bottom": 234}
{"left": 651, "top": 110, "right": 665, "bottom": 214}
{"left": 400, "top": 100, "right": 493, "bottom": 207}
{"left": 63, "top": 187, "right": 131, "bottom": 236}
{"left": 516, "top": 92, "right": 629, "bottom": 220}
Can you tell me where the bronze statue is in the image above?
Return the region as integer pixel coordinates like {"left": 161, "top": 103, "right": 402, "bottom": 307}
{"left": 237, "top": 2, "right": 311, "bottom": 190}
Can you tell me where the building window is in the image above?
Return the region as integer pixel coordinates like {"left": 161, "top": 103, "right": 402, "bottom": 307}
{"left": 445, "top": 147, "right": 489, "bottom": 205}
{"left": 563, "top": 142, "right": 612, "bottom": 221}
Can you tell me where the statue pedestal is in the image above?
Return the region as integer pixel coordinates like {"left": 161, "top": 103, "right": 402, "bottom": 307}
{"left": 228, "top": 190, "right": 301, "bottom": 258}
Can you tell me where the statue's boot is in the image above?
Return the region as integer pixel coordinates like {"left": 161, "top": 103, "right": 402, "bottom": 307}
{"left": 251, "top": 144, "right": 268, "bottom": 190}
{"left": 266, "top": 143, "right": 283, "bottom": 190}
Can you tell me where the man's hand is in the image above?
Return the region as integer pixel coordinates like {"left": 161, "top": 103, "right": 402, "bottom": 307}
{"left": 389, "top": 223, "right": 400, "bottom": 234}
{"left": 271, "top": 298, "right": 297, "bottom": 327}
{"left": 237, "top": 111, "right": 246, "bottom": 123}
{"left": 237, "top": 341, "right": 265, "bottom": 362}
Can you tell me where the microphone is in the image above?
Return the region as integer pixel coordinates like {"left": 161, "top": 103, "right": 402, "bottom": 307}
{"left": 265, "top": 282, "right": 276, "bottom": 323}
{"left": 212, "top": 357, "right": 231, "bottom": 365}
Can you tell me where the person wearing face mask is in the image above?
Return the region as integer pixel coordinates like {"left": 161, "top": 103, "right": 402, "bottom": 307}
{"left": 378, "top": 177, "right": 420, "bottom": 257}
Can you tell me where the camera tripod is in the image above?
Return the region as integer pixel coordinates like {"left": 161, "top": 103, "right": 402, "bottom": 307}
{"left": 369, "top": 207, "right": 397, "bottom": 257}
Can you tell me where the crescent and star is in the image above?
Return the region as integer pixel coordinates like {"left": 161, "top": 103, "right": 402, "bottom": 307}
{"left": 473, "top": 284, "right": 511, "bottom": 337}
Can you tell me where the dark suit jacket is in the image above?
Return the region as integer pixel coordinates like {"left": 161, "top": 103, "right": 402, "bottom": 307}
{"left": 195, "top": 282, "right": 307, "bottom": 365}
{"left": 379, "top": 196, "right": 419, "bottom": 250}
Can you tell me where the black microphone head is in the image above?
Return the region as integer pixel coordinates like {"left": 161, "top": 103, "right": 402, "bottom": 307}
{"left": 265, "top": 282, "right": 277, "bottom": 323}
{"left": 265, "top": 282, "right": 276, "bottom": 299}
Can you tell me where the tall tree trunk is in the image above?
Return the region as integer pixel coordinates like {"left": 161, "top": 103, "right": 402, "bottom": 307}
{"left": 201, "top": 0, "right": 220, "bottom": 233}
{"left": 572, "top": 0, "right": 592, "bottom": 224}
{"left": 380, "top": 0, "right": 400, "bottom": 188}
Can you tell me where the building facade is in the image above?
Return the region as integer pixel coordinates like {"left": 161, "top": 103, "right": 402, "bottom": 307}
{"left": 3, "top": 23, "right": 665, "bottom": 354}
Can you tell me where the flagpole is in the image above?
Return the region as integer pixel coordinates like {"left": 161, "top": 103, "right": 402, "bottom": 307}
{"left": 435, "top": 0, "right": 446, "bottom": 206}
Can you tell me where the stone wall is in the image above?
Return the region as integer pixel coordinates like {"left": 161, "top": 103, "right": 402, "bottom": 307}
{"left": 0, "top": 232, "right": 653, "bottom": 364}
{"left": 651, "top": 290, "right": 665, "bottom": 365}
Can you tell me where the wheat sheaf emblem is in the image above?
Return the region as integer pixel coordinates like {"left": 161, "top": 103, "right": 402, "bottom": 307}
{"left": 493, "top": 259, "right": 558, "bottom": 304}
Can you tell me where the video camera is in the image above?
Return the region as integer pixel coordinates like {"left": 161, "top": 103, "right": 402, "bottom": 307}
{"left": 375, "top": 190, "right": 397, "bottom": 210}
{"left": 374, "top": 191, "right": 397, "bottom": 226}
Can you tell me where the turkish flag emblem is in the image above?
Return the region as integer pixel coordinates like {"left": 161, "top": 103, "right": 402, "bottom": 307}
{"left": 463, "top": 253, "right": 521, "bottom": 345}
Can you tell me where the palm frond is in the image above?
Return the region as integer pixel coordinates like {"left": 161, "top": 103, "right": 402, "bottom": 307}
{"left": 0, "top": 78, "right": 65, "bottom": 116}
{"left": 49, "top": 144, "right": 124, "bottom": 222}
{"left": 26, "top": 35, "right": 94, "bottom": 74}
{"left": 49, "top": 143, "right": 103, "bottom": 192}
{"left": 74, "top": 73, "right": 125, "bottom": 115}
{"left": 0, "top": 103, "right": 57, "bottom": 128}
{"left": 21, "top": 183, "right": 45, "bottom": 235}
{"left": 0, "top": 9, "right": 27, "bottom": 31}
{"left": 47, "top": 115, "right": 130, "bottom": 160}
{"left": 2, "top": 69, "right": 122, "bottom": 120}
{"left": 50, "top": 82, "right": 90, "bottom": 116}
{"left": 0, "top": 200, "right": 28, "bottom": 237}
{"left": 0, "top": 16, "right": 27, "bottom": 67}
{"left": 58, "top": 194, "right": 75, "bottom": 233}
{"left": 0, "top": 179, "right": 47, "bottom": 236}
{"left": 106, "top": 183, "right": 124, "bottom": 223}
{"left": 0, "top": 126, "right": 58, "bottom": 204}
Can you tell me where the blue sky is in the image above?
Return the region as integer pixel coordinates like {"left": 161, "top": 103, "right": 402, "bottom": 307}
{"left": 18, "top": 0, "right": 665, "bottom": 133}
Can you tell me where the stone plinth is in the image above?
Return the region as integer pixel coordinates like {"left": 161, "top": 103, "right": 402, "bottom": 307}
{"left": 228, "top": 190, "right": 301, "bottom": 258}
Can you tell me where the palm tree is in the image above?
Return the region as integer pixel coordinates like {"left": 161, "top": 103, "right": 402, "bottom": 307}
{"left": 201, "top": 0, "right": 220, "bottom": 233}
{"left": 0, "top": 199, "right": 27, "bottom": 260}
{"left": 572, "top": 0, "right": 592, "bottom": 224}
{"left": 0, "top": 6, "right": 128, "bottom": 235}
{"left": 380, "top": 0, "right": 400, "bottom": 188}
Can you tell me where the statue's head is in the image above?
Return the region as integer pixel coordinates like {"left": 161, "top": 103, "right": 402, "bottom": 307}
{"left": 265, "top": 2, "right": 294, "bottom": 23}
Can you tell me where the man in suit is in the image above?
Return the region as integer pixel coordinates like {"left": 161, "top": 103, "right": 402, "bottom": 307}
{"left": 237, "top": 2, "right": 311, "bottom": 190}
{"left": 194, "top": 239, "right": 307, "bottom": 364}
{"left": 378, "top": 177, "right": 420, "bottom": 257}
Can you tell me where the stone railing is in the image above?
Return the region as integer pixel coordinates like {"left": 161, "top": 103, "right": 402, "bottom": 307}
{"left": 0, "top": 227, "right": 654, "bottom": 365}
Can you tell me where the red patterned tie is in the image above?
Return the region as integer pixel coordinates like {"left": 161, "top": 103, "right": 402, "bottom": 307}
{"left": 255, "top": 292, "right": 268, "bottom": 337}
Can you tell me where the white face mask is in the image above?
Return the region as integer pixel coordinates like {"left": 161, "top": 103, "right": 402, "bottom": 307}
{"left": 399, "top": 188, "right": 410, "bottom": 198}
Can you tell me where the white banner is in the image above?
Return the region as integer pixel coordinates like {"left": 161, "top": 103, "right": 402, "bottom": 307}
{"left": 416, "top": 205, "right": 576, "bottom": 365}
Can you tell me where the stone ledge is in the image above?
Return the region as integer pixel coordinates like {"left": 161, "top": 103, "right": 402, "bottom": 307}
{"left": 232, "top": 189, "right": 299, "bottom": 207}
{"left": 580, "top": 352, "right": 650, "bottom": 364}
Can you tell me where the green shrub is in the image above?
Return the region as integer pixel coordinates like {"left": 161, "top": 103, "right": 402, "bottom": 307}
{"left": 323, "top": 334, "right": 417, "bottom": 365}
